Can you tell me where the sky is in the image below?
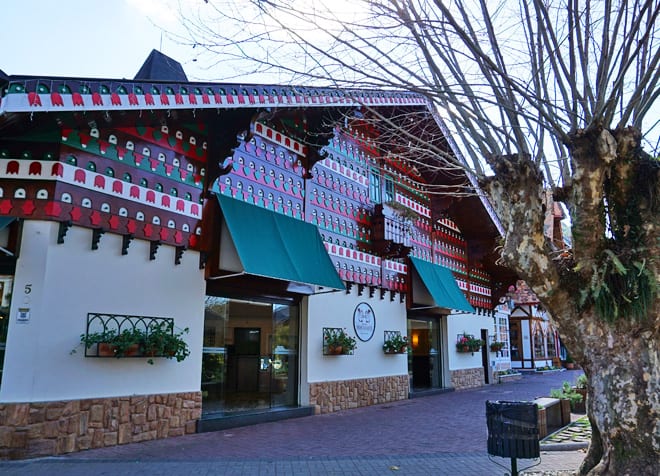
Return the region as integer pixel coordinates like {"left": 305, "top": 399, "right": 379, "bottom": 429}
{"left": 2, "top": 0, "right": 657, "bottom": 155}
{"left": 1, "top": 0, "right": 209, "bottom": 81}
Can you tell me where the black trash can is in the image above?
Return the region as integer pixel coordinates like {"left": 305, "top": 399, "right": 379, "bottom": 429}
{"left": 486, "top": 400, "right": 540, "bottom": 459}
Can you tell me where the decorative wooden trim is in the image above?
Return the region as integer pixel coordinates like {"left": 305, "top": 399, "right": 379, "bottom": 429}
{"left": 253, "top": 121, "right": 308, "bottom": 157}
{"left": 121, "top": 234, "right": 133, "bottom": 255}
{"left": 149, "top": 240, "right": 161, "bottom": 260}
{"left": 91, "top": 228, "right": 105, "bottom": 250}
{"left": 57, "top": 220, "right": 72, "bottom": 244}
{"left": 174, "top": 246, "right": 186, "bottom": 265}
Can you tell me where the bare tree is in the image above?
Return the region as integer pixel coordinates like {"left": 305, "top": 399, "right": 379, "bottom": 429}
{"left": 175, "top": 1, "right": 659, "bottom": 473}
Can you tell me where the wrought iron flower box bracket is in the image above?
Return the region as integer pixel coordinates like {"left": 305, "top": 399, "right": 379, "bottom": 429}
{"left": 383, "top": 330, "right": 407, "bottom": 354}
{"left": 82, "top": 312, "right": 174, "bottom": 358}
{"left": 322, "top": 327, "right": 355, "bottom": 355}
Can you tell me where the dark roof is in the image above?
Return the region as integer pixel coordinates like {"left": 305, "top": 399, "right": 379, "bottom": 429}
{"left": 134, "top": 49, "right": 188, "bottom": 82}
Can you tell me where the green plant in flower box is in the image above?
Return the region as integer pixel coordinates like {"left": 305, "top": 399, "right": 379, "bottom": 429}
{"left": 550, "top": 381, "right": 584, "bottom": 410}
{"left": 144, "top": 322, "right": 190, "bottom": 364}
{"left": 456, "top": 332, "right": 484, "bottom": 352}
{"left": 383, "top": 334, "right": 409, "bottom": 353}
{"left": 79, "top": 328, "right": 143, "bottom": 357}
{"left": 80, "top": 329, "right": 118, "bottom": 349}
{"left": 490, "top": 341, "right": 505, "bottom": 352}
{"left": 323, "top": 328, "right": 357, "bottom": 355}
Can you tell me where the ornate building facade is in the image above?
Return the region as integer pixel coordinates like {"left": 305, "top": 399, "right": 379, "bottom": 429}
{"left": 0, "top": 51, "right": 511, "bottom": 458}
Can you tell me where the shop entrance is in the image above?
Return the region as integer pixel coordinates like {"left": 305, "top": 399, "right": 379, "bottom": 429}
{"left": 201, "top": 297, "right": 299, "bottom": 416}
{"left": 408, "top": 317, "right": 443, "bottom": 390}
{"left": 0, "top": 276, "right": 13, "bottom": 388}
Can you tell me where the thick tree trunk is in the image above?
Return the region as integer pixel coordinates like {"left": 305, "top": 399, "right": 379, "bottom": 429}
{"left": 578, "top": 316, "right": 659, "bottom": 475}
{"left": 480, "top": 126, "right": 660, "bottom": 475}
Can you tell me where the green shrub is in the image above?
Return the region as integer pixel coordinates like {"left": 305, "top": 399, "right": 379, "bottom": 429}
{"left": 550, "top": 381, "right": 584, "bottom": 410}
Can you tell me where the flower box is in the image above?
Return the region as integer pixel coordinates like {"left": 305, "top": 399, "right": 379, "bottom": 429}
{"left": 489, "top": 342, "right": 505, "bottom": 352}
{"left": 456, "top": 333, "right": 483, "bottom": 353}
{"left": 77, "top": 314, "right": 190, "bottom": 363}
{"left": 383, "top": 331, "right": 408, "bottom": 354}
{"left": 323, "top": 328, "right": 356, "bottom": 355}
{"left": 97, "top": 342, "right": 140, "bottom": 357}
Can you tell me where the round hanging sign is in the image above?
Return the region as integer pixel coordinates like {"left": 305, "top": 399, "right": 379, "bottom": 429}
{"left": 353, "top": 302, "right": 375, "bottom": 342}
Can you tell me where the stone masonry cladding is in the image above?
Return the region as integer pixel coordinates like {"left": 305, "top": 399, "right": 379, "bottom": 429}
{"left": 0, "top": 391, "right": 201, "bottom": 460}
{"left": 450, "top": 368, "right": 484, "bottom": 390}
{"left": 309, "top": 375, "right": 409, "bottom": 414}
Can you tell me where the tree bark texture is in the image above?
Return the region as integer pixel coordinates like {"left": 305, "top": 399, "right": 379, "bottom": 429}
{"left": 480, "top": 126, "right": 659, "bottom": 475}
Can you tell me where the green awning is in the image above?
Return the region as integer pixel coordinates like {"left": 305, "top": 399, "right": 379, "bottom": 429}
{"left": 410, "top": 257, "right": 474, "bottom": 313}
{"left": 0, "top": 217, "right": 15, "bottom": 231}
{"left": 217, "top": 195, "right": 344, "bottom": 291}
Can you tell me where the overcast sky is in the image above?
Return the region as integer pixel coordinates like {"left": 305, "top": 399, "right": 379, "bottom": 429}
{"left": 1, "top": 0, "right": 209, "bottom": 80}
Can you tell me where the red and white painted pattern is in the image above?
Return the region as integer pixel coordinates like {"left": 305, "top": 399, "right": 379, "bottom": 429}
{"left": 324, "top": 243, "right": 381, "bottom": 268}
{"left": 469, "top": 282, "right": 492, "bottom": 296}
{"left": 0, "top": 159, "right": 201, "bottom": 220}
{"left": 395, "top": 192, "right": 431, "bottom": 218}
{"left": 383, "top": 259, "right": 407, "bottom": 274}
{"left": 319, "top": 157, "right": 369, "bottom": 187}
{"left": 1, "top": 89, "right": 429, "bottom": 114}
{"left": 253, "top": 122, "right": 307, "bottom": 157}
{"left": 436, "top": 217, "right": 460, "bottom": 231}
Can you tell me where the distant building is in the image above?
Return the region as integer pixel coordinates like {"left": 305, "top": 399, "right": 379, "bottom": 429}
{"left": 507, "top": 281, "right": 561, "bottom": 370}
{"left": 0, "top": 51, "right": 512, "bottom": 459}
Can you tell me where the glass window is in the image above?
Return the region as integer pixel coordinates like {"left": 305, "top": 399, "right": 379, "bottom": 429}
{"left": 201, "top": 297, "right": 299, "bottom": 416}
{"left": 534, "top": 325, "right": 545, "bottom": 358}
{"left": 496, "top": 315, "right": 510, "bottom": 358}
{"left": 547, "top": 330, "right": 557, "bottom": 358}
{"left": 369, "top": 171, "right": 381, "bottom": 203}
{"left": 384, "top": 177, "right": 394, "bottom": 202}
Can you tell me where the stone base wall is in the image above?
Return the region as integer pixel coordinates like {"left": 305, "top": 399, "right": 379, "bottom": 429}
{"left": 450, "top": 368, "right": 484, "bottom": 390}
{"left": 0, "top": 391, "right": 201, "bottom": 460}
{"left": 496, "top": 372, "right": 523, "bottom": 384}
{"left": 309, "top": 375, "right": 408, "bottom": 414}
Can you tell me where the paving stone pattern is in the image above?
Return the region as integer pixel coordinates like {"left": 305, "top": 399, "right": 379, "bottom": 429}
{"left": 0, "top": 370, "right": 588, "bottom": 475}
{"left": 542, "top": 416, "right": 591, "bottom": 446}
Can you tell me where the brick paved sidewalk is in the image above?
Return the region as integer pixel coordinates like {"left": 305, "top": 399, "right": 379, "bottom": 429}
{"left": 0, "top": 370, "right": 587, "bottom": 475}
{"left": 0, "top": 451, "right": 586, "bottom": 475}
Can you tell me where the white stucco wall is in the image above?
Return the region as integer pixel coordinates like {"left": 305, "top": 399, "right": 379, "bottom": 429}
{"left": 304, "top": 286, "right": 407, "bottom": 384}
{"left": 0, "top": 221, "right": 205, "bottom": 402}
{"left": 446, "top": 312, "right": 492, "bottom": 371}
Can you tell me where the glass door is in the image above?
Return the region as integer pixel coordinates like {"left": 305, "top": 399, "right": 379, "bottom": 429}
{"left": 0, "top": 276, "right": 13, "bottom": 387}
{"left": 270, "top": 304, "right": 298, "bottom": 407}
{"left": 408, "top": 318, "right": 442, "bottom": 390}
{"left": 201, "top": 297, "right": 299, "bottom": 416}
